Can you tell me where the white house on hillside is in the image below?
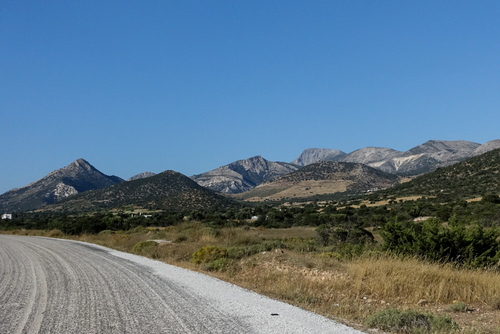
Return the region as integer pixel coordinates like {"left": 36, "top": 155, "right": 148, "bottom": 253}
{"left": 2, "top": 214, "right": 12, "bottom": 220}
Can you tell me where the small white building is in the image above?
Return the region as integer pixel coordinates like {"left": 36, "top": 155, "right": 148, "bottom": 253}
{"left": 2, "top": 214, "right": 12, "bottom": 220}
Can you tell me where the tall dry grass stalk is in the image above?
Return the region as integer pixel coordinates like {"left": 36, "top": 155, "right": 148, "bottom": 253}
{"left": 348, "top": 255, "right": 500, "bottom": 306}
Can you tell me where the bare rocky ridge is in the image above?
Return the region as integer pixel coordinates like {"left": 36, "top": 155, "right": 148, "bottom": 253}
{"left": 472, "top": 139, "right": 500, "bottom": 156}
{"left": 0, "top": 159, "right": 124, "bottom": 212}
{"left": 294, "top": 140, "right": 495, "bottom": 176}
{"left": 340, "top": 147, "right": 402, "bottom": 166}
{"left": 127, "top": 172, "right": 157, "bottom": 181}
{"left": 190, "top": 156, "right": 300, "bottom": 194}
{"left": 292, "top": 148, "right": 346, "bottom": 166}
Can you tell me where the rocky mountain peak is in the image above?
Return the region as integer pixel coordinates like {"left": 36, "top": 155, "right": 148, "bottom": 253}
{"left": 407, "top": 140, "right": 480, "bottom": 155}
{"left": 0, "top": 159, "right": 124, "bottom": 212}
{"left": 292, "top": 148, "right": 346, "bottom": 166}
{"left": 191, "top": 156, "right": 299, "bottom": 194}
{"left": 341, "top": 147, "right": 401, "bottom": 165}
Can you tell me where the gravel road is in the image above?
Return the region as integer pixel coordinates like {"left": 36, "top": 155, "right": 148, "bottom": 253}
{"left": 0, "top": 235, "right": 363, "bottom": 334}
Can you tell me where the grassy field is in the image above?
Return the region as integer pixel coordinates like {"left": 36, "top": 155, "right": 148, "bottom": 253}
{"left": 236, "top": 180, "right": 351, "bottom": 201}
{"left": 5, "top": 225, "right": 500, "bottom": 333}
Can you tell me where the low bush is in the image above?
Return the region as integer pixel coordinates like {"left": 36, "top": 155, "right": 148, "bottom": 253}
{"left": 447, "top": 302, "right": 468, "bottom": 312}
{"left": 132, "top": 240, "right": 158, "bottom": 253}
{"left": 191, "top": 245, "right": 228, "bottom": 264}
{"left": 201, "top": 258, "right": 229, "bottom": 271}
{"left": 365, "top": 309, "right": 457, "bottom": 333}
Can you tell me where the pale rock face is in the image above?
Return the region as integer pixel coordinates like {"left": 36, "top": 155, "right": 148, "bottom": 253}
{"left": 292, "top": 148, "right": 346, "bottom": 166}
{"left": 191, "top": 156, "right": 299, "bottom": 194}
{"left": 472, "top": 140, "right": 500, "bottom": 156}
{"left": 46, "top": 182, "right": 78, "bottom": 201}
{"left": 340, "top": 147, "right": 401, "bottom": 166}
{"left": 127, "top": 172, "right": 156, "bottom": 181}
{"left": 293, "top": 140, "right": 496, "bottom": 176}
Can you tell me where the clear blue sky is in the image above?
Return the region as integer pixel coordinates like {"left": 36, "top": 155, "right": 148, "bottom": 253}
{"left": 1, "top": 1, "right": 499, "bottom": 194}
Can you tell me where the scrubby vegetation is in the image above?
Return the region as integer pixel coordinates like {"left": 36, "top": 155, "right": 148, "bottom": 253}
{"left": 365, "top": 309, "right": 458, "bottom": 333}
{"left": 4, "top": 221, "right": 500, "bottom": 333}
{"left": 3, "top": 150, "right": 500, "bottom": 332}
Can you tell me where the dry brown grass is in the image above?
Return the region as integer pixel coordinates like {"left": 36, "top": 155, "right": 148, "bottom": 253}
{"left": 3, "top": 226, "right": 500, "bottom": 332}
{"left": 348, "top": 256, "right": 500, "bottom": 306}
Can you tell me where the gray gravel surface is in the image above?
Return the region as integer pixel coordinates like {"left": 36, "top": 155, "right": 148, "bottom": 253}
{"left": 0, "top": 235, "right": 364, "bottom": 334}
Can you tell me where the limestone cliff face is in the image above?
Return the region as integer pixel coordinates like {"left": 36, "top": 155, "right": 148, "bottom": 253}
{"left": 190, "top": 156, "right": 299, "bottom": 194}
{"left": 292, "top": 148, "right": 346, "bottom": 166}
{"left": 0, "top": 159, "right": 124, "bottom": 212}
{"left": 340, "top": 147, "right": 402, "bottom": 166}
{"left": 293, "top": 140, "right": 493, "bottom": 176}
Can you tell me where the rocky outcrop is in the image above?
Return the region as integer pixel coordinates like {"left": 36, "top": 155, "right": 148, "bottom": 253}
{"left": 292, "top": 148, "right": 346, "bottom": 166}
{"left": 340, "top": 147, "right": 402, "bottom": 166}
{"left": 190, "top": 156, "right": 299, "bottom": 194}
{"left": 127, "top": 172, "right": 156, "bottom": 181}
{"left": 0, "top": 159, "right": 124, "bottom": 212}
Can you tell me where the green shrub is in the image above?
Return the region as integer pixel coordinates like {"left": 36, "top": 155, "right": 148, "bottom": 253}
{"left": 447, "top": 302, "right": 468, "bottom": 312}
{"left": 191, "top": 245, "right": 228, "bottom": 264}
{"left": 201, "top": 258, "right": 229, "bottom": 271}
{"left": 132, "top": 240, "right": 158, "bottom": 253}
{"left": 365, "top": 309, "right": 458, "bottom": 333}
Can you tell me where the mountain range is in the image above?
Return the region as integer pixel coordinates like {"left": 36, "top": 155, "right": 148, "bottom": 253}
{"left": 2, "top": 139, "right": 500, "bottom": 213}
{"left": 191, "top": 139, "right": 500, "bottom": 195}
{"left": 49, "top": 170, "right": 238, "bottom": 212}
{"left": 235, "top": 161, "right": 399, "bottom": 201}
{"left": 293, "top": 140, "right": 500, "bottom": 175}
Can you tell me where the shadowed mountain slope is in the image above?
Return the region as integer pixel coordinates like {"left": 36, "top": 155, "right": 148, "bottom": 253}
{"left": 49, "top": 170, "right": 240, "bottom": 212}
{"left": 0, "top": 159, "right": 123, "bottom": 212}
